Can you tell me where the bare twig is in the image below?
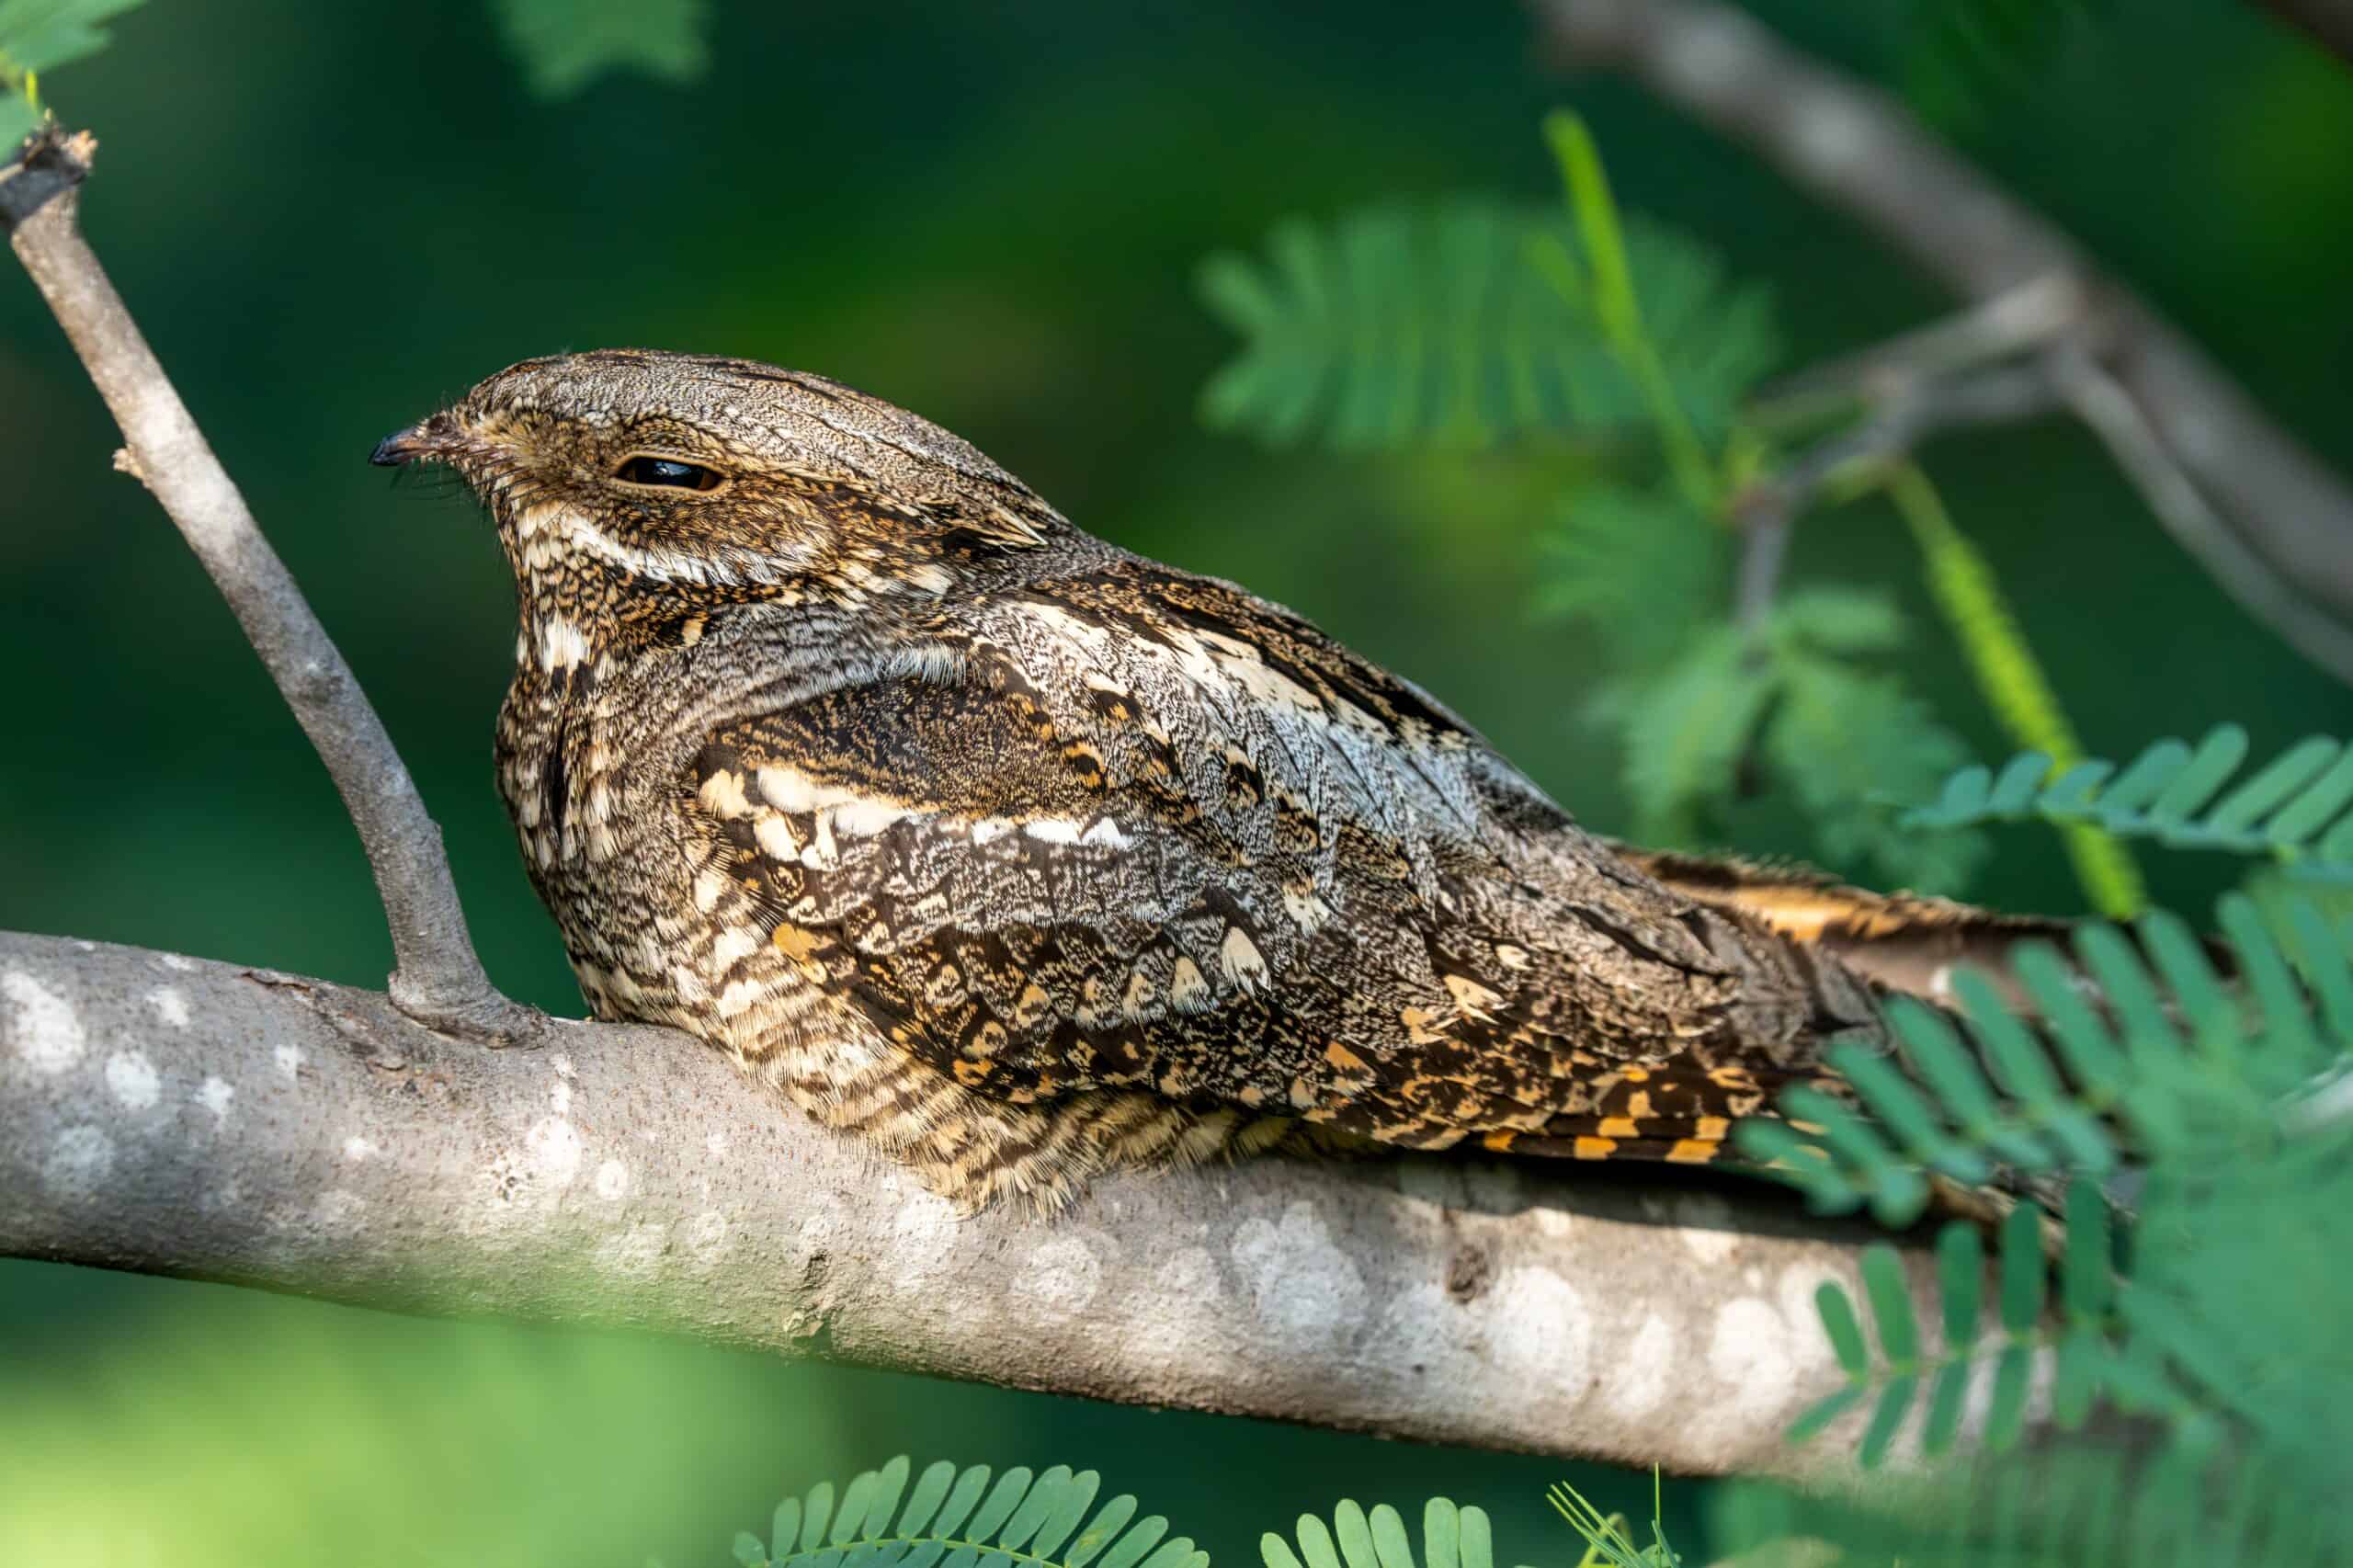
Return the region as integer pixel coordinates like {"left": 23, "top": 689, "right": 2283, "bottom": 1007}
{"left": 1734, "top": 361, "right": 2063, "bottom": 633}
{"left": 0, "top": 929, "right": 1958, "bottom": 1475}
{"left": 1531, "top": 0, "right": 2353, "bottom": 686}
{"left": 0, "top": 129, "right": 535, "bottom": 1042}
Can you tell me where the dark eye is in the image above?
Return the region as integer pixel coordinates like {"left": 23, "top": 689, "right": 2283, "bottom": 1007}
{"left": 614, "top": 454, "right": 727, "bottom": 492}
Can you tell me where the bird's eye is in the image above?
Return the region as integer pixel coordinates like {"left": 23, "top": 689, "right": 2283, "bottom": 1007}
{"left": 613, "top": 454, "right": 727, "bottom": 493}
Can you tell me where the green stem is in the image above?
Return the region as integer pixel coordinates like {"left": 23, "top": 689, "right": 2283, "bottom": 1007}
{"left": 1883, "top": 463, "right": 2147, "bottom": 916}
{"left": 1541, "top": 110, "right": 1719, "bottom": 513}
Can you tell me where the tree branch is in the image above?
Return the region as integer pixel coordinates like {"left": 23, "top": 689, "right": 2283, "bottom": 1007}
{"left": 1530, "top": 0, "right": 2353, "bottom": 686}
{"left": 0, "top": 928, "right": 1957, "bottom": 1474}
{"left": 0, "top": 120, "right": 1975, "bottom": 1472}
{"left": 0, "top": 129, "right": 533, "bottom": 1042}
{"left": 2256, "top": 0, "right": 2353, "bottom": 73}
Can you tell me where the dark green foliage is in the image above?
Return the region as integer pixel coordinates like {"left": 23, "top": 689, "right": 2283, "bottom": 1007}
{"left": 726, "top": 1460, "right": 1199, "bottom": 1568}
{"left": 490, "top": 0, "right": 710, "bottom": 98}
{"left": 1586, "top": 585, "right": 1985, "bottom": 892}
{"left": 0, "top": 0, "right": 147, "bottom": 137}
{"left": 1716, "top": 1446, "right": 2345, "bottom": 1568}
{"left": 1898, "top": 0, "right": 2106, "bottom": 129}
{"left": 1529, "top": 484, "right": 1725, "bottom": 669}
{"left": 1908, "top": 726, "right": 2353, "bottom": 878}
{"left": 1731, "top": 827, "right": 2353, "bottom": 1559}
{"left": 1196, "top": 199, "right": 1779, "bottom": 450}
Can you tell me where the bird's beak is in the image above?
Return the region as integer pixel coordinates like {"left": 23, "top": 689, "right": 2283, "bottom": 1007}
{"left": 369, "top": 413, "right": 456, "bottom": 468}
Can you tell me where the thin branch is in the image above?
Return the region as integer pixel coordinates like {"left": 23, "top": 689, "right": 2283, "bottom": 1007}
{"left": 1733, "top": 360, "right": 2063, "bottom": 633}
{"left": 1530, "top": 0, "right": 2353, "bottom": 687}
{"left": 0, "top": 929, "right": 1956, "bottom": 1475}
{"left": 0, "top": 129, "right": 534, "bottom": 1043}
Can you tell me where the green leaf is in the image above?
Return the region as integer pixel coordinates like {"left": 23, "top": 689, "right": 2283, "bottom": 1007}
{"left": 2061, "top": 1182, "right": 2114, "bottom": 1319}
{"left": 932, "top": 1467, "right": 993, "bottom": 1540}
{"left": 1455, "top": 1508, "right": 1490, "bottom": 1568}
{"left": 864, "top": 1459, "right": 913, "bottom": 1546}
{"left": 1197, "top": 197, "right": 1779, "bottom": 450}
{"left": 1936, "top": 1221, "right": 1984, "bottom": 1347}
{"left": 1827, "top": 1041, "right": 1987, "bottom": 1183}
{"left": 1784, "top": 1383, "right": 1865, "bottom": 1444}
{"left": 1783, "top": 1085, "right": 1926, "bottom": 1226}
{"left": 1985, "top": 1342, "right": 2034, "bottom": 1449}
{"left": 1996, "top": 1205, "right": 2047, "bottom": 1333}
{"left": 0, "top": 0, "right": 146, "bottom": 77}
{"left": 802, "top": 1483, "right": 836, "bottom": 1553}
{"left": 1421, "top": 1500, "right": 1459, "bottom": 1568}
{"left": 1860, "top": 1245, "right": 1920, "bottom": 1365}
{"left": 1029, "top": 1472, "right": 1100, "bottom": 1561}
{"left": 1733, "top": 1118, "right": 1862, "bottom": 1213}
{"left": 1067, "top": 1497, "right": 1139, "bottom": 1568}
{"left": 1919, "top": 1359, "right": 1972, "bottom": 1456}
{"left": 969, "top": 1469, "right": 1034, "bottom": 1544}
{"left": 1909, "top": 726, "right": 2353, "bottom": 874}
{"left": 739, "top": 1533, "right": 772, "bottom": 1568}
{"left": 2052, "top": 1324, "right": 2104, "bottom": 1428}
{"left": 1815, "top": 1281, "right": 1869, "bottom": 1377}
{"left": 897, "top": 1463, "right": 957, "bottom": 1538}
{"left": 1366, "top": 1505, "right": 1414, "bottom": 1568}
{"left": 1097, "top": 1517, "right": 1170, "bottom": 1568}
{"left": 1764, "top": 649, "right": 1984, "bottom": 892}
{"left": 835, "top": 1471, "right": 881, "bottom": 1546}
{"left": 776, "top": 1499, "right": 804, "bottom": 1560}
{"left": 1953, "top": 969, "right": 2111, "bottom": 1172}
{"left": 1532, "top": 483, "right": 1727, "bottom": 669}
{"left": 1000, "top": 1468, "right": 1071, "bottom": 1551}
{"left": 1333, "top": 1502, "right": 1377, "bottom": 1568}
{"left": 490, "top": 0, "right": 709, "bottom": 98}
{"left": 1859, "top": 1374, "right": 1917, "bottom": 1468}
{"left": 1597, "top": 628, "right": 1774, "bottom": 846}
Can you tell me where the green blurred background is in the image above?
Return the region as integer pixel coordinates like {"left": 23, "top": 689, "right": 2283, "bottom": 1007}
{"left": 4, "top": 0, "right": 2350, "bottom": 1562}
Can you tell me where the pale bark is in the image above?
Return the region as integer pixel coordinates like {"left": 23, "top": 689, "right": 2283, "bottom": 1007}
{"left": 0, "top": 928, "right": 1939, "bottom": 1472}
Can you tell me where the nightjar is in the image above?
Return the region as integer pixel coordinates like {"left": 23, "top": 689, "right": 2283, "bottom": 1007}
{"left": 374, "top": 350, "right": 2051, "bottom": 1211}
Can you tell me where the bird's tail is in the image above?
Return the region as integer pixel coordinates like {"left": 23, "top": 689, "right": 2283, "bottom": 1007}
{"left": 1605, "top": 846, "right": 2124, "bottom": 1227}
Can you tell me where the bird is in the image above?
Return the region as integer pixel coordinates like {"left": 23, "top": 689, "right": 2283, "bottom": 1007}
{"left": 372, "top": 348, "right": 2056, "bottom": 1212}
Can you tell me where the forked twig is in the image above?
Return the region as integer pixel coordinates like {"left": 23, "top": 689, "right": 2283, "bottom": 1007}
{"left": 1, "top": 128, "right": 536, "bottom": 1042}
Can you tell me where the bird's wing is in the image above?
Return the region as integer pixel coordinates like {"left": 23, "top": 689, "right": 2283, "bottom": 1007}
{"left": 685, "top": 560, "right": 1866, "bottom": 1161}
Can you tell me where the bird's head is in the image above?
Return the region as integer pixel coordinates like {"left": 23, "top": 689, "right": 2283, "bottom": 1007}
{"left": 373, "top": 349, "right": 1067, "bottom": 615}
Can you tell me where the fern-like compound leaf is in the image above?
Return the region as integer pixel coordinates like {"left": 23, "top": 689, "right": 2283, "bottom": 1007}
{"left": 1265, "top": 1498, "right": 1494, "bottom": 1568}
{"left": 738, "top": 1461, "right": 1170, "bottom": 1568}
{"left": 1909, "top": 726, "right": 2353, "bottom": 877}
{"left": 1197, "top": 199, "right": 1778, "bottom": 451}
{"left": 490, "top": 0, "right": 708, "bottom": 99}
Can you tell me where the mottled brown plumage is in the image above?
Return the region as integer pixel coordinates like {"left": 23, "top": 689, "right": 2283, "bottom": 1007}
{"left": 375, "top": 349, "right": 2041, "bottom": 1211}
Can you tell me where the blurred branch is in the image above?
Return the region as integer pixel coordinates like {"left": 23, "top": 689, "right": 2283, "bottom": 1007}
{"left": 2256, "top": 0, "right": 2353, "bottom": 72}
{"left": 1530, "top": 0, "right": 2353, "bottom": 687}
{"left": 1734, "top": 358, "right": 2062, "bottom": 634}
{"left": 0, "top": 929, "right": 1943, "bottom": 1474}
{"left": 0, "top": 127, "right": 535, "bottom": 1042}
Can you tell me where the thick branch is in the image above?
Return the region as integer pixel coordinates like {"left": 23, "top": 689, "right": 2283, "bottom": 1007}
{"left": 1532, "top": 0, "right": 2353, "bottom": 685}
{"left": 0, "top": 130, "right": 529, "bottom": 1041}
{"left": 0, "top": 930, "right": 1958, "bottom": 1475}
